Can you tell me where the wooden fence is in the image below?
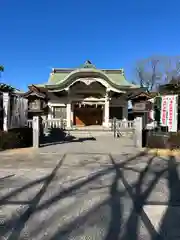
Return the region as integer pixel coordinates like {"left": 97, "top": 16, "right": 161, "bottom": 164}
{"left": 1, "top": 92, "right": 28, "bottom": 131}
{"left": 9, "top": 94, "right": 28, "bottom": 129}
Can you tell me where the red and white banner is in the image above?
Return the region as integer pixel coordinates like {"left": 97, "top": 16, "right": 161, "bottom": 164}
{"left": 160, "top": 96, "right": 168, "bottom": 126}
{"left": 160, "top": 95, "right": 178, "bottom": 132}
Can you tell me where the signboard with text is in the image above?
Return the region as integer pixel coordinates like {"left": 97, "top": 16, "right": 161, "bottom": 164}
{"left": 160, "top": 95, "right": 178, "bottom": 132}
{"left": 133, "top": 101, "right": 152, "bottom": 112}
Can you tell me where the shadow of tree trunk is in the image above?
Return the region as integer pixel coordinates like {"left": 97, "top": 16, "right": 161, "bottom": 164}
{"left": 0, "top": 151, "right": 149, "bottom": 239}
{"left": 104, "top": 165, "right": 122, "bottom": 240}
{"left": 5, "top": 155, "right": 65, "bottom": 240}
{"left": 157, "top": 155, "right": 180, "bottom": 239}
{"left": 116, "top": 155, "right": 165, "bottom": 240}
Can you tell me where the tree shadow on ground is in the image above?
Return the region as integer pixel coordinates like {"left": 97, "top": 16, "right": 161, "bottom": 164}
{"left": 40, "top": 128, "right": 96, "bottom": 147}
{"left": 0, "top": 155, "right": 65, "bottom": 240}
{"left": 116, "top": 155, "right": 165, "bottom": 240}
{"left": 48, "top": 153, "right": 167, "bottom": 240}
{"left": 0, "top": 174, "right": 15, "bottom": 181}
{"left": 1, "top": 150, "right": 180, "bottom": 239}
{"left": 0, "top": 151, "right": 145, "bottom": 239}
{"left": 103, "top": 158, "right": 122, "bottom": 240}
{"left": 156, "top": 155, "right": 180, "bottom": 239}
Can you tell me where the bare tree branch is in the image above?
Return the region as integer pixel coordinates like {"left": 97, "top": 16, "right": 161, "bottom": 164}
{"left": 135, "top": 56, "right": 180, "bottom": 91}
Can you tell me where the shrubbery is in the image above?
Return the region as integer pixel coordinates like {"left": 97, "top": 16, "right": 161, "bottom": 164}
{"left": 143, "top": 130, "right": 180, "bottom": 149}
{"left": 168, "top": 132, "right": 180, "bottom": 149}
{"left": 0, "top": 127, "right": 32, "bottom": 150}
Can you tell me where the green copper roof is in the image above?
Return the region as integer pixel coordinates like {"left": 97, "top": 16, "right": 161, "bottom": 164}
{"left": 103, "top": 72, "right": 131, "bottom": 86}
{"left": 47, "top": 71, "right": 133, "bottom": 86}
{"left": 35, "top": 61, "right": 138, "bottom": 89}
{"left": 48, "top": 72, "right": 69, "bottom": 84}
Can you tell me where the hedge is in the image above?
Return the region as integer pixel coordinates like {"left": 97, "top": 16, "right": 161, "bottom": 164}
{"left": 143, "top": 130, "right": 180, "bottom": 149}
{"left": 0, "top": 127, "right": 33, "bottom": 150}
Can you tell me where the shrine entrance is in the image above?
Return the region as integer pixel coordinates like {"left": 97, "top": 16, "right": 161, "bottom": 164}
{"left": 73, "top": 104, "right": 103, "bottom": 126}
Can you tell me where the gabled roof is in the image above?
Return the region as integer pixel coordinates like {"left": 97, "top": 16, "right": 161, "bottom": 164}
{"left": 23, "top": 85, "right": 46, "bottom": 99}
{"left": 47, "top": 69, "right": 134, "bottom": 87}
{"left": 44, "top": 61, "right": 137, "bottom": 88}
{"left": 46, "top": 69, "right": 137, "bottom": 93}
{"left": 127, "top": 88, "right": 157, "bottom": 100}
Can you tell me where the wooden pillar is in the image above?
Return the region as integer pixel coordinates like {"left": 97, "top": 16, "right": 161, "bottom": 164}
{"left": 66, "top": 89, "right": 71, "bottom": 128}
{"left": 104, "top": 91, "right": 109, "bottom": 127}
{"left": 71, "top": 103, "right": 74, "bottom": 123}
{"left": 48, "top": 105, "right": 53, "bottom": 119}
{"left": 66, "top": 102, "right": 71, "bottom": 128}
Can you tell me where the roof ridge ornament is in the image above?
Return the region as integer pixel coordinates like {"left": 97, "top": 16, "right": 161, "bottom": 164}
{"left": 82, "top": 60, "right": 96, "bottom": 69}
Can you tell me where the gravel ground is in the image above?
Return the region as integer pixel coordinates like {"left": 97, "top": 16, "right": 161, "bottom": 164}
{"left": 0, "top": 135, "right": 179, "bottom": 239}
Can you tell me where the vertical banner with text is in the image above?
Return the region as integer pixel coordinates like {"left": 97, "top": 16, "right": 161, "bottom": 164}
{"left": 167, "top": 95, "right": 178, "bottom": 132}
{"left": 160, "top": 95, "right": 178, "bottom": 132}
{"left": 160, "top": 95, "right": 168, "bottom": 126}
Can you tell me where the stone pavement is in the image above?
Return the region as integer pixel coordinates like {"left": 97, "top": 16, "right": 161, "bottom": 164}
{"left": 0, "top": 135, "right": 179, "bottom": 239}
{"left": 39, "top": 134, "right": 137, "bottom": 155}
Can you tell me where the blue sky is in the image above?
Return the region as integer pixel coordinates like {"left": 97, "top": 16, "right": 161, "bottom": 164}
{"left": 0, "top": 0, "right": 180, "bottom": 90}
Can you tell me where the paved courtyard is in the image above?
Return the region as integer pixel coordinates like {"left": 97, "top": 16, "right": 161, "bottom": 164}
{"left": 0, "top": 134, "right": 180, "bottom": 239}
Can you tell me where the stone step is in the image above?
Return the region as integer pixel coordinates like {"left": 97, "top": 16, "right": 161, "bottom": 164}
{"left": 66, "top": 125, "right": 112, "bottom": 132}
{"left": 67, "top": 129, "right": 112, "bottom": 132}
{"left": 66, "top": 130, "right": 114, "bottom": 138}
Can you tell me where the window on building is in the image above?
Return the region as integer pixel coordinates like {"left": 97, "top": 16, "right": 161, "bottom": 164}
{"left": 53, "top": 106, "right": 66, "bottom": 119}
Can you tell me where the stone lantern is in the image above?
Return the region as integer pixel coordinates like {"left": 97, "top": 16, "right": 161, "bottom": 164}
{"left": 23, "top": 85, "right": 48, "bottom": 119}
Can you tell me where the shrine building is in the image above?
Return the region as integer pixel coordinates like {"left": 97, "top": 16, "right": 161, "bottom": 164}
{"left": 25, "top": 60, "right": 140, "bottom": 128}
